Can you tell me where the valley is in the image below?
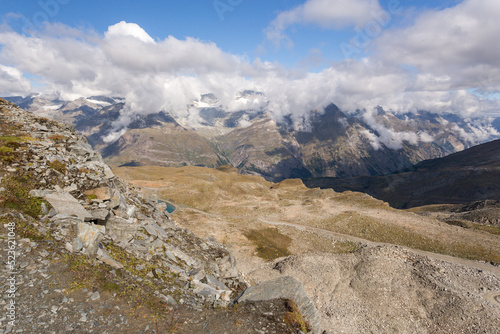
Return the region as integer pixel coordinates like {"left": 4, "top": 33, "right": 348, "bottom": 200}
{"left": 113, "top": 164, "right": 500, "bottom": 332}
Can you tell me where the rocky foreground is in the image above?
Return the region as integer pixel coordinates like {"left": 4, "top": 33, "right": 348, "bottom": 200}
{"left": 0, "top": 99, "right": 318, "bottom": 333}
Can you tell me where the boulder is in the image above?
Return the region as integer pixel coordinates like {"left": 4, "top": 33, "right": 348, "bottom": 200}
{"left": 144, "top": 222, "right": 168, "bottom": 239}
{"left": 86, "top": 208, "right": 110, "bottom": 224}
{"left": 105, "top": 216, "right": 138, "bottom": 244}
{"left": 97, "top": 247, "right": 124, "bottom": 269}
{"left": 217, "top": 254, "right": 238, "bottom": 278}
{"left": 44, "top": 192, "right": 91, "bottom": 221}
{"left": 236, "top": 276, "right": 321, "bottom": 334}
{"left": 75, "top": 222, "right": 105, "bottom": 255}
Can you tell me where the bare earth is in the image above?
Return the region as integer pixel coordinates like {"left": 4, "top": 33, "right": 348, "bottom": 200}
{"left": 114, "top": 166, "right": 500, "bottom": 333}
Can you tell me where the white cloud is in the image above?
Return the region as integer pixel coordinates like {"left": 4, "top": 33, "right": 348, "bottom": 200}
{"left": 374, "top": 0, "right": 500, "bottom": 92}
{"left": 360, "top": 108, "right": 433, "bottom": 150}
{"left": 105, "top": 21, "right": 155, "bottom": 44}
{"left": 0, "top": 65, "right": 31, "bottom": 95}
{"left": 0, "top": 3, "right": 499, "bottom": 143}
{"left": 266, "top": 0, "right": 383, "bottom": 47}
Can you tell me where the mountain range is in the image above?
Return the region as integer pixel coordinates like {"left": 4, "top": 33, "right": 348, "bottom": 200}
{"left": 4, "top": 93, "right": 500, "bottom": 182}
{"left": 305, "top": 138, "right": 500, "bottom": 208}
{"left": 305, "top": 140, "right": 500, "bottom": 208}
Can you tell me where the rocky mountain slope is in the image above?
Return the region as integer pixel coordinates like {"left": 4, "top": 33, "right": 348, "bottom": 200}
{"left": 305, "top": 139, "right": 500, "bottom": 208}
{"left": 0, "top": 99, "right": 318, "bottom": 333}
{"left": 5, "top": 94, "right": 499, "bottom": 181}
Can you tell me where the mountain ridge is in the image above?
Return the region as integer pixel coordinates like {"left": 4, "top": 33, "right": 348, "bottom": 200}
{"left": 3, "top": 94, "right": 499, "bottom": 181}
{"left": 304, "top": 139, "right": 500, "bottom": 208}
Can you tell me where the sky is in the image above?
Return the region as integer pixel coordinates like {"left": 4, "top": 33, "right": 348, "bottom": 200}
{"left": 0, "top": 0, "right": 499, "bottom": 127}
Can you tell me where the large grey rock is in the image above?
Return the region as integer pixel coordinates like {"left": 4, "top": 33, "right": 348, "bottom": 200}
{"left": 75, "top": 222, "right": 105, "bottom": 255}
{"left": 50, "top": 214, "right": 82, "bottom": 226}
{"left": 86, "top": 208, "right": 110, "bottom": 224}
{"left": 204, "top": 274, "right": 228, "bottom": 291}
{"left": 144, "top": 222, "right": 167, "bottom": 239}
{"left": 44, "top": 192, "right": 91, "bottom": 221}
{"left": 29, "top": 189, "right": 55, "bottom": 198}
{"left": 105, "top": 216, "right": 138, "bottom": 243}
{"left": 72, "top": 237, "right": 83, "bottom": 252}
{"left": 217, "top": 254, "right": 238, "bottom": 278}
{"left": 236, "top": 276, "right": 321, "bottom": 334}
{"left": 109, "top": 189, "right": 126, "bottom": 209}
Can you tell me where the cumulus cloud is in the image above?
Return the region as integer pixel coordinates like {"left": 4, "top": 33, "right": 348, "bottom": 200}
{"left": 105, "top": 21, "right": 155, "bottom": 44}
{"left": 0, "top": 65, "right": 31, "bottom": 95}
{"left": 0, "top": 0, "right": 499, "bottom": 144}
{"left": 266, "top": 0, "right": 383, "bottom": 47}
{"left": 374, "top": 0, "right": 500, "bottom": 93}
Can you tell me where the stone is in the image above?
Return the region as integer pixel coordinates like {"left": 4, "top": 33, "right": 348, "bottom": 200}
{"left": 64, "top": 184, "right": 78, "bottom": 193}
{"left": 166, "top": 264, "right": 184, "bottom": 275}
{"left": 158, "top": 294, "right": 178, "bottom": 306}
{"left": 75, "top": 222, "right": 105, "bottom": 255}
{"left": 86, "top": 209, "right": 110, "bottom": 224}
{"left": 48, "top": 208, "right": 57, "bottom": 217}
{"left": 72, "top": 237, "right": 83, "bottom": 252}
{"left": 50, "top": 214, "right": 82, "bottom": 226}
{"left": 105, "top": 217, "right": 138, "bottom": 243}
{"left": 41, "top": 202, "right": 49, "bottom": 215}
{"left": 69, "top": 141, "right": 94, "bottom": 158}
{"left": 126, "top": 205, "right": 137, "bottom": 218}
{"left": 29, "top": 189, "right": 54, "bottom": 198}
{"left": 236, "top": 276, "right": 321, "bottom": 334}
{"left": 170, "top": 248, "right": 198, "bottom": 267}
{"left": 44, "top": 192, "right": 91, "bottom": 221}
{"left": 204, "top": 275, "right": 228, "bottom": 291}
{"left": 109, "top": 189, "right": 125, "bottom": 209}
{"left": 96, "top": 247, "right": 124, "bottom": 269}
{"left": 84, "top": 187, "right": 112, "bottom": 201}
{"left": 144, "top": 222, "right": 167, "bottom": 239}
{"left": 90, "top": 291, "right": 100, "bottom": 300}
{"left": 217, "top": 254, "right": 238, "bottom": 278}
{"left": 165, "top": 250, "right": 177, "bottom": 262}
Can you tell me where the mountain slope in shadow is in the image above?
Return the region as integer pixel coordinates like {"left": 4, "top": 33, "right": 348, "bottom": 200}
{"left": 304, "top": 139, "right": 500, "bottom": 208}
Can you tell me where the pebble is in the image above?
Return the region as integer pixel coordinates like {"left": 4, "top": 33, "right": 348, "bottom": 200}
{"left": 90, "top": 292, "right": 100, "bottom": 301}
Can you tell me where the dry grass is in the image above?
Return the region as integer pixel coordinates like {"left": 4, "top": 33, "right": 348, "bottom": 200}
{"left": 283, "top": 298, "right": 312, "bottom": 333}
{"left": 244, "top": 228, "right": 292, "bottom": 261}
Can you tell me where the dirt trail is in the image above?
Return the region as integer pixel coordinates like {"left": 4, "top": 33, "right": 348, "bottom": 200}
{"left": 259, "top": 218, "right": 500, "bottom": 276}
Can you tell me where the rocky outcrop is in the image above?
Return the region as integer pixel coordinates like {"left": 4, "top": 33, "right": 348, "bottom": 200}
{"left": 0, "top": 99, "right": 243, "bottom": 308}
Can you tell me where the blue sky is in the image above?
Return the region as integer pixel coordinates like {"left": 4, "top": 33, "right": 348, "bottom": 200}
{"left": 0, "top": 0, "right": 462, "bottom": 68}
{"left": 0, "top": 0, "right": 499, "bottom": 122}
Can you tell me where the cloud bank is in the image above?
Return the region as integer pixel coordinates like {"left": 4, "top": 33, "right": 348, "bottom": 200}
{"left": 0, "top": 0, "right": 499, "bottom": 136}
